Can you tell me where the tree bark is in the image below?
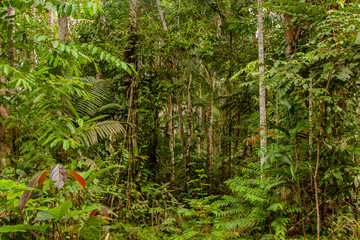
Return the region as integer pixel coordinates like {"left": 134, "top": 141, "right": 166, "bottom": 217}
{"left": 206, "top": 72, "right": 215, "bottom": 173}
{"left": 197, "top": 63, "right": 203, "bottom": 159}
{"left": 7, "top": 6, "right": 15, "bottom": 68}
{"left": 167, "top": 94, "right": 176, "bottom": 183}
{"left": 155, "top": 0, "right": 167, "bottom": 31}
{"left": 58, "top": 0, "right": 69, "bottom": 42}
{"left": 48, "top": 3, "right": 54, "bottom": 36}
{"left": 177, "top": 83, "right": 189, "bottom": 193}
{"left": 284, "top": 13, "right": 295, "bottom": 59}
{"left": 125, "top": 0, "right": 139, "bottom": 183}
{"left": 258, "top": 0, "right": 267, "bottom": 171}
{"left": 185, "top": 73, "right": 193, "bottom": 185}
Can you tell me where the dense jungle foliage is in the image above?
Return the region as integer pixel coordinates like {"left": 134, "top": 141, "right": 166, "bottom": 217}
{"left": 1, "top": 0, "right": 360, "bottom": 239}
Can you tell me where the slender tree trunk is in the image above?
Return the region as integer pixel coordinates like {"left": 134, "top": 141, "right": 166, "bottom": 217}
{"left": 177, "top": 89, "right": 189, "bottom": 193}
{"left": 58, "top": 0, "right": 69, "bottom": 42}
{"left": 167, "top": 94, "right": 176, "bottom": 183}
{"left": 185, "top": 73, "right": 193, "bottom": 185}
{"left": 315, "top": 135, "right": 321, "bottom": 240}
{"left": 7, "top": 6, "right": 15, "bottom": 68}
{"left": 258, "top": 0, "right": 267, "bottom": 170}
{"left": 227, "top": 108, "right": 232, "bottom": 178}
{"left": 155, "top": 0, "right": 177, "bottom": 183}
{"left": 155, "top": 0, "right": 167, "bottom": 31}
{"left": 197, "top": 63, "right": 203, "bottom": 159}
{"left": 233, "top": 115, "right": 240, "bottom": 153}
{"left": 227, "top": 31, "right": 233, "bottom": 178}
{"left": 206, "top": 72, "right": 215, "bottom": 173}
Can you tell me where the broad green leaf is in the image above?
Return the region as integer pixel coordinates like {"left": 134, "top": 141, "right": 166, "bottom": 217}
{"left": 53, "top": 40, "right": 59, "bottom": 49}
{"left": 36, "top": 211, "right": 54, "bottom": 221}
{"left": 72, "top": 50, "right": 78, "bottom": 59}
{"left": 63, "top": 139, "right": 70, "bottom": 151}
{"left": 355, "top": 31, "right": 360, "bottom": 44}
{"left": 279, "top": 94, "right": 292, "bottom": 110}
{"left": 0, "top": 224, "right": 47, "bottom": 233}
{"left": 68, "top": 206, "right": 97, "bottom": 219}
{"left": 86, "top": 165, "right": 123, "bottom": 186}
{"left": 80, "top": 217, "right": 106, "bottom": 239}
{"left": 48, "top": 200, "right": 73, "bottom": 221}
{"left": 65, "top": 4, "right": 72, "bottom": 16}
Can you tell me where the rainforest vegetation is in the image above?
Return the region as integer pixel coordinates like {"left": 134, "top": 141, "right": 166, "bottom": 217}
{"left": 1, "top": 0, "right": 360, "bottom": 239}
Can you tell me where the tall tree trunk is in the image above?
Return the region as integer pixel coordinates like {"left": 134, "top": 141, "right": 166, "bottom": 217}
{"left": 185, "top": 73, "right": 193, "bottom": 185}
{"left": 58, "top": 0, "right": 69, "bottom": 42}
{"left": 206, "top": 72, "right": 215, "bottom": 173}
{"left": 177, "top": 82, "right": 189, "bottom": 193}
{"left": 197, "top": 63, "right": 203, "bottom": 159}
{"left": 258, "top": 0, "right": 267, "bottom": 171}
{"left": 284, "top": 13, "right": 295, "bottom": 59}
{"left": 7, "top": 6, "right": 15, "bottom": 68}
{"left": 167, "top": 94, "right": 176, "bottom": 183}
{"left": 0, "top": 6, "right": 15, "bottom": 167}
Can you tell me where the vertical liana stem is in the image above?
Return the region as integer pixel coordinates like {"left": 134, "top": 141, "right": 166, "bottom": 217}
{"left": 315, "top": 134, "right": 321, "bottom": 240}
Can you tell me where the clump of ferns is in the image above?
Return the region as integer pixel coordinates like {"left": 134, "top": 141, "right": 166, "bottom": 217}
{"left": 213, "top": 164, "right": 301, "bottom": 237}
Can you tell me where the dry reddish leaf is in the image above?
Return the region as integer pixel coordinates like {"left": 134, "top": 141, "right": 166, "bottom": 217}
{"left": 38, "top": 169, "right": 49, "bottom": 187}
{"left": 18, "top": 171, "right": 44, "bottom": 214}
{"left": 89, "top": 209, "right": 98, "bottom": 219}
{"left": 101, "top": 206, "right": 110, "bottom": 219}
{"left": 67, "top": 170, "right": 86, "bottom": 189}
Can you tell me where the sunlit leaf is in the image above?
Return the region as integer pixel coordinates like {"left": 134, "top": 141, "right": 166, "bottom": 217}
{"left": 48, "top": 200, "right": 73, "bottom": 221}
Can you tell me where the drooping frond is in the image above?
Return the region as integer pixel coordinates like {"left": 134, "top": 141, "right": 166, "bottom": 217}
{"left": 82, "top": 120, "right": 125, "bottom": 146}
{"left": 96, "top": 103, "right": 124, "bottom": 115}
{"left": 74, "top": 77, "right": 111, "bottom": 117}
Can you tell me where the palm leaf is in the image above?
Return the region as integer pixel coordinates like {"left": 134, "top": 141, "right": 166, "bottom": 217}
{"left": 82, "top": 120, "right": 125, "bottom": 146}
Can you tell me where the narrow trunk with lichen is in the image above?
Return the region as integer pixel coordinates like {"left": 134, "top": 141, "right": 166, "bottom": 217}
{"left": 206, "top": 72, "right": 215, "bottom": 173}
{"left": 258, "top": 0, "right": 267, "bottom": 170}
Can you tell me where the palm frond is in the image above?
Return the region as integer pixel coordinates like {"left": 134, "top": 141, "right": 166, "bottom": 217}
{"left": 74, "top": 77, "right": 111, "bottom": 117}
{"left": 82, "top": 120, "right": 125, "bottom": 146}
